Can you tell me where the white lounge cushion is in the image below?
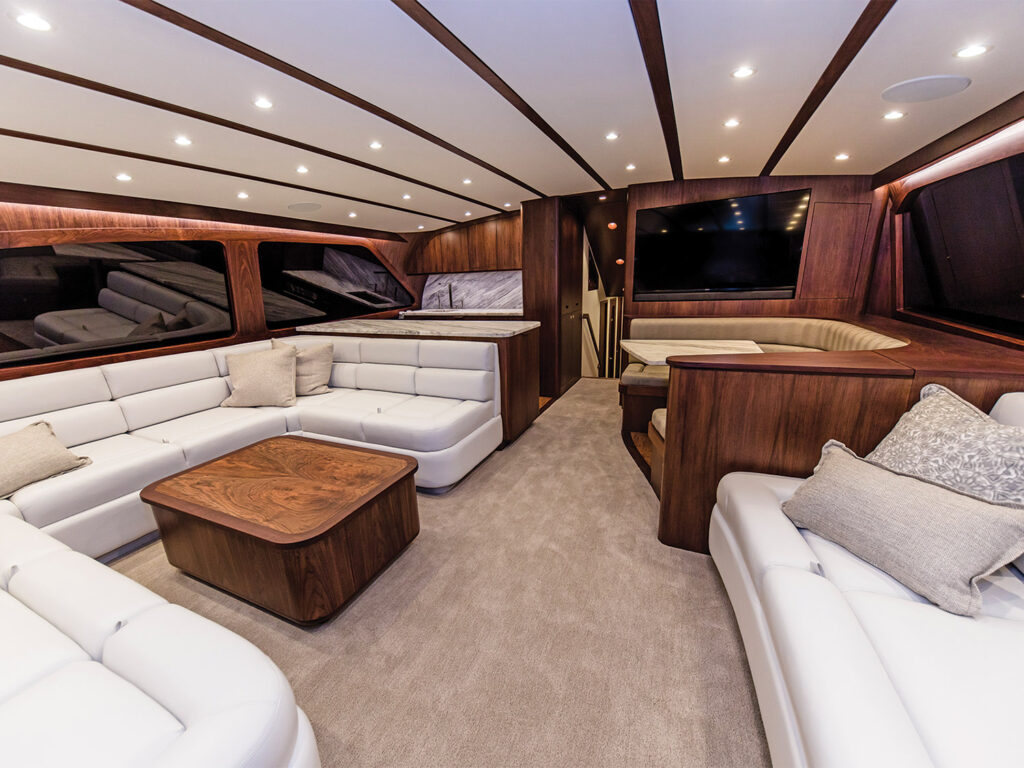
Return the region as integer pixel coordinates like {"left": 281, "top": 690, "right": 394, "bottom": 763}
{"left": 0, "top": 499, "right": 22, "bottom": 518}
{"left": 362, "top": 396, "right": 494, "bottom": 452}
{"left": 415, "top": 367, "right": 494, "bottom": 403}
{"left": 0, "top": 661, "right": 184, "bottom": 768}
{"left": 42, "top": 492, "right": 158, "bottom": 561}
{"left": 10, "top": 435, "right": 186, "bottom": 528}
{"left": 0, "top": 515, "right": 69, "bottom": 588}
{"left": 359, "top": 338, "right": 419, "bottom": 365}
{"left": 0, "top": 367, "right": 111, "bottom": 421}
{"left": 355, "top": 362, "right": 417, "bottom": 394}
{"left": 801, "top": 530, "right": 927, "bottom": 604}
{"left": 0, "top": 401, "right": 128, "bottom": 447}
{"left": 118, "top": 378, "right": 230, "bottom": 432}
{"left": 418, "top": 339, "right": 495, "bottom": 370}
{"left": 134, "top": 407, "right": 287, "bottom": 466}
{"left": 264, "top": 389, "right": 356, "bottom": 431}
{"left": 101, "top": 351, "right": 220, "bottom": 398}
{"left": 299, "top": 390, "right": 414, "bottom": 441}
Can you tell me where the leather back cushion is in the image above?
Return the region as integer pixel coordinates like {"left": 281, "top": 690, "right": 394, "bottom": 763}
{"left": 101, "top": 351, "right": 220, "bottom": 399}
{"left": 628, "top": 317, "right": 905, "bottom": 351}
{"left": 287, "top": 335, "right": 361, "bottom": 363}
{"left": 359, "top": 338, "right": 419, "bottom": 366}
{"left": 0, "top": 368, "right": 112, "bottom": 422}
{"left": 416, "top": 368, "right": 495, "bottom": 403}
{"left": 355, "top": 364, "right": 417, "bottom": 394}
{"left": 419, "top": 340, "right": 496, "bottom": 371}
{"left": 0, "top": 402, "right": 128, "bottom": 447}
{"left": 117, "top": 378, "right": 230, "bottom": 431}
{"left": 106, "top": 271, "right": 193, "bottom": 314}
{"left": 990, "top": 393, "right": 1024, "bottom": 427}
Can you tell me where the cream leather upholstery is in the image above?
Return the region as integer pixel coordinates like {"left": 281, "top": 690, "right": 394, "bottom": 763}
{"left": 651, "top": 408, "right": 666, "bottom": 438}
{"left": 0, "top": 515, "right": 319, "bottom": 768}
{"left": 709, "top": 392, "right": 1024, "bottom": 768}
{"left": 0, "top": 334, "right": 503, "bottom": 558}
{"left": 623, "top": 317, "right": 907, "bottom": 388}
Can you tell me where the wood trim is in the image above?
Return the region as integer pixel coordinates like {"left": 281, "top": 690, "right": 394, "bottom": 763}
{"left": 118, "top": 0, "right": 542, "bottom": 199}
{"left": 628, "top": 0, "right": 684, "bottom": 181}
{"left": 0, "top": 182, "right": 403, "bottom": 241}
{"left": 667, "top": 349, "right": 913, "bottom": 376}
{"left": 391, "top": 0, "right": 611, "bottom": 192}
{"left": 759, "top": 0, "right": 896, "bottom": 176}
{"left": 873, "top": 91, "right": 1024, "bottom": 188}
{"left": 0, "top": 54, "right": 501, "bottom": 213}
{"left": 0, "top": 128, "right": 458, "bottom": 225}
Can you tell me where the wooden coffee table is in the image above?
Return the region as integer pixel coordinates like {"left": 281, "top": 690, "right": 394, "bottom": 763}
{"left": 141, "top": 436, "right": 419, "bottom": 624}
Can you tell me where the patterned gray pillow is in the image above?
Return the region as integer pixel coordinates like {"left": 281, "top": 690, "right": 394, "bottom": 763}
{"left": 868, "top": 384, "right": 1024, "bottom": 507}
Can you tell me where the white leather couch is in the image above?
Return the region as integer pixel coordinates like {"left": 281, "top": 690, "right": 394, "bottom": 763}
{"left": 0, "top": 513, "right": 319, "bottom": 768}
{"left": 0, "top": 334, "right": 503, "bottom": 559}
{"left": 710, "top": 391, "right": 1024, "bottom": 768}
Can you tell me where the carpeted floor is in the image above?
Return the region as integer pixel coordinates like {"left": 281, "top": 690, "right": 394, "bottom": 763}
{"left": 114, "top": 378, "right": 769, "bottom": 768}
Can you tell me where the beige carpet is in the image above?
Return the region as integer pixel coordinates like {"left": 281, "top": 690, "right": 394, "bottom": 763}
{"left": 114, "top": 378, "right": 769, "bottom": 768}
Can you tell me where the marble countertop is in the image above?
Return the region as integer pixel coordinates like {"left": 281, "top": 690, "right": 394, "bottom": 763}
{"left": 399, "top": 308, "right": 524, "bottom": 318}
{"left": 298, "top": 318, "right": 540, "bottom": 338}
{"left": 620, "top": 339, "right": 763, "bottom": 365}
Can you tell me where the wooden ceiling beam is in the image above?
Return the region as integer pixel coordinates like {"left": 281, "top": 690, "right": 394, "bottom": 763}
{"left": 119, "top": 0, "right": 544, "bottom": 198}
{"left": 628, "top": 0, "right": 683, "bottom": 181}
{"left": 759, "top": 0, "right": 897, "bottom": 177}
{"left": 392, "top": 0, "right": 612, "bottom": 191}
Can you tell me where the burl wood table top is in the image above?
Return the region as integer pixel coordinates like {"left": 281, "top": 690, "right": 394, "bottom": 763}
{"left": 141, "top": 436, "right": 418, "bottom": 545}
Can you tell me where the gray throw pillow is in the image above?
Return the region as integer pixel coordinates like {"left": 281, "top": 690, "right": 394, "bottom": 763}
{"left": 272, "top": 339, "right": 332, "bottom": 396}
{"left": 0, "top": 422, "right": 91, "bottom": 498}
{"left": 868, "top": 383, "right": 1024, "bottom": 507}
{"left": 222, "top": 346, "right": 297, "bottom": 407}
{"left": 782, "top": 440, "right": 1024, "bottom": 616}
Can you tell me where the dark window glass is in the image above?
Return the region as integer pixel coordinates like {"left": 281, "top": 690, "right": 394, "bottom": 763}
{"left": 0, "top": 240, "right": 232, "bottom": 367}
{"left": 257, "top": 242, "right": 413, "bottom": 329}
{"left": 902, "top": 152, "right": 1024, "bottom": 339}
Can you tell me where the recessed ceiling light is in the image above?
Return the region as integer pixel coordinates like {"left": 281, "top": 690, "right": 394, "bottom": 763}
{"left": 296, "top": 165, "right": 308, "bottom": 174}
{"left": 883, "top": 110, "right": 905, "bottom": 120}
{"left": 731, "top": 65, "right": 756, "bottom": 79}
{"left": 462, "top": 178, "right": 472, "bottom": 185}
{"left": 464, "top": 211, "right": 472, "bottom": 216}
{"left": 798, "top": 203, "right": 807, "bottom": 209}
{"left": 115, "top": 173, "right": 132, "bottom": 182}
{"left": 16, "top": 12, "right": 50, "bottom": 30}
{"left": 237, "top": 191, "right": 249, "bottom": 199}
{"left": 697, "top": 227, "right": 704, "bottom": 231}
{"left": 503, "top": 202, "right": 511, "bottom": 207}
{"left": 625, "top": 163, "right": 636, "bottom": 171}
{"left": 615, "top": 258, "right": 625, "bottom": 265}
{"left": 174, "top": 135, "right": 192, "bottom": 146}
{"left": 605, "top": 131, "right": 619, "bottom": 141}
{"left": 660, "top": 229, "right": 668, "bottom": 234}
{"left": 956, "top": 43, "right": 990, "bottom": 58}
{"left": 417, "top": 225, "right": 425, "bottom": 230}
{"left": 608, "top": 222, "right": 618, "bottom": 230}
{"left": 598, "top": 195, "right": 607, "bottom": 201}
{"left": 369, "top": 141, "right": 382, "bottom": 150}
{"left": 253, "top": 96, "right": 273, "bottom": 109}
{"left": 834, "top": 152, "right": 850, "bottom": 161}
{"left": 737, "top": 220, "right": 744, "bottom": 224}
{"left": 718, "top": 156, "right": 730, "bottom": 163}
{"left": 724, "top": 118, "right": 740, "bottom": 128}
{"left": 348, "top": 212, "right": 357, "bottom": 218}
{"left": 402, "top": 194, "right": 411, "bottom": 200}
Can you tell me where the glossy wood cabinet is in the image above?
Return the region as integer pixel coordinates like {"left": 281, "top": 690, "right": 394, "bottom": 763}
{"left": 405, "top": 213, "right": 522, "bottom": 274}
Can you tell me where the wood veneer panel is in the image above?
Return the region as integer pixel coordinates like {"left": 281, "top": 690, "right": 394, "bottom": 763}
{"left": 798, "top": 202, "right": 871, "bottom": 299}
{"left": 405, "top": 213, "right": 522, "bottom": 274}
{"left": 522, "top": 198, "right": 561, "bottom": 396}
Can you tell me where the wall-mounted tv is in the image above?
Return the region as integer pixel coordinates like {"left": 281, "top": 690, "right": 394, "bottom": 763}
{"left": 632, "top": 188, "right": 810, "bottom": 301}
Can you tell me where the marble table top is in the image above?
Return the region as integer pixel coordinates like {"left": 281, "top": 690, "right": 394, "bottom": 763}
{"left": 298, "top": 318, "right": 540, "bottom": 338}
{"left": 620, "top": 339, "right": 763, "bottom": 365}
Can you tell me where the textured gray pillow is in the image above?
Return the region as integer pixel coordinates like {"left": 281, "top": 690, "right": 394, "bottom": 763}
{"left": 783, "top": 440, "right": 1024, "bottom": 616}
{"left": 222, "top": 346, "right": 297, "bottom": 407}
{"left": 0, "top": 422, "right": 91, "bottom": 498}
{"left": 868, "top": 383, "right": 1024, "bottom": 507}
{"left": 272, "top": 339, "right": 332, "bottom": 396}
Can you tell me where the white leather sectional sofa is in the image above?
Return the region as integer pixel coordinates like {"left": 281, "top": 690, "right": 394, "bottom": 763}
{"left": 0, "top": 334, "right": 503, "bottom": 560}
{"left": 711, "top": 392, "right": 1024, "bottom": 768}
{"left": 0, "top": 513, "right": 318, "bottom": 767}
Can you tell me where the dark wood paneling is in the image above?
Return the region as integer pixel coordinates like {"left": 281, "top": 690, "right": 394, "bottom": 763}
{"left": 873, "top": 90, "right": 1024, "bottom": 188}
{"left": 118, "top": 1, "right": 537, "bottom": 200}
{"left": 390, "top": 0, "right": 607, "bottom": 191}
{"left": 624, "top": 176, "right": 875, "bottom": 319}
{"left": 405, "top": 213, "right": 522, "bottom": 274}
{"left": 522, "top": 198, "right": 561, "bottom": 396}
{"left": 628, "top": 0, "right": 684, "bottom": 180}
{"left": 0, "top": 54, "right": 500, "bottom": 212}
{"left": 759, "top": 0, "right": 897, "bottom": 176}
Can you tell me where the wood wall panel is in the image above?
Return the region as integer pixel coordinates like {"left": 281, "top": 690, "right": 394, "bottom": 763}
{"left": 522, "top": 199, "right": 560, "bottom": 396}
{"left": 404, "top": 213, "right": 522, "bottom": 274}
{"left": 624, "top": 176, "right": 877, "bottom": 321}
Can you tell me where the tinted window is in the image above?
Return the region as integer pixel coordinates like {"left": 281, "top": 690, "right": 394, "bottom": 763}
{"left": 257, "top": 242, "right": 413, "bottom": 329}
{"left": 0, "top": 240, "right": 231, "bottom": 367}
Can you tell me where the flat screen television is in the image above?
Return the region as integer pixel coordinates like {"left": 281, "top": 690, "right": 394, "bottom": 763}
{"left": 632, "top": 188, "right": 810, "bottom": 301}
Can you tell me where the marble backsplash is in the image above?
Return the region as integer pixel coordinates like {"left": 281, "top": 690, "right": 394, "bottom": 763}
{"left": 422, "top": 270, "right": 523, "bottom": 310}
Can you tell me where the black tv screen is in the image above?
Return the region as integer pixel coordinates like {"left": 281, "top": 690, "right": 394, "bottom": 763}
{"left": 633, "top": 188, "right": 810, "bottom": 301}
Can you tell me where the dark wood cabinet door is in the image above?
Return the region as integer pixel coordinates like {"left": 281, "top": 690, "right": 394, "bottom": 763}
{"left": 559, "top": 310, "right": 581, "bottom": 394}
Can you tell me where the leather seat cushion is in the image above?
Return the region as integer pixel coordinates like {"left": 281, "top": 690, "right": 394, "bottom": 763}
{"left": 298, "top": 390, "right": 414, "bottom": 441}
{"left": 133, "top": 407, "right": 287, "bottom": 466}
{"left": 10, "top": 435, "right": 186, "bottom": 528}
{"left": 651, "top": 408, "right": 666, "bottom": 438}
{"left": 34, "top": 308, "right": 137, "bottom": 344}
{"left": 620, "top": 362, "right": 669, "bottom": 387}
{"left": 362, "top": 396, "right": 494, "bottom": 452}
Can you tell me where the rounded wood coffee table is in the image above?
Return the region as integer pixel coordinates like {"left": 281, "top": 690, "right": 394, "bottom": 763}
{"left": 141, "top": 436, "right": 419, "bottom": 624}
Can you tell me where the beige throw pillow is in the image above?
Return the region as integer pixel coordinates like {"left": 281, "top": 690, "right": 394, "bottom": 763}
{"left": 272, "top": 339, "right": 332, "bottom": 396}
{"left": 222, "top": 346, "right": 297, "bottom": 407}
{"left": 0, "top": 422, "right": 91, "bottom": 498}
{"left": 782, "top": 440, "right": 1024, "bottom": 616}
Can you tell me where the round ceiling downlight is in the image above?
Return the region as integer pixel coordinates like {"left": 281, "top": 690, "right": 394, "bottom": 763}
{"left": 882, "top": 75, "right": 971, "bottom": 103}
{"left": 287, "top": 202, "right": 321, "bottom": 212}
{"left": 16, "top": 12, "right": 50, "bottom": 30}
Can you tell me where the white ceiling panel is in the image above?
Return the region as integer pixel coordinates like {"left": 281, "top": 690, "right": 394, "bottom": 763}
{"left": 774, "top": 0, "right": 1024, "bottom": 176}
{"left": 659, "top": 0, "right": 866, "bottom": 178}
{"left": 0, "top": 0, "right": 535, "bottom": 207}
{"left": 420, "top": 0, "right": 671, "bottom": 189}
{"left": 155, "top": 0, "right": 599, "bottom": 196}
{"left": 0, "top": 134, "right": 446, "bottom": 233}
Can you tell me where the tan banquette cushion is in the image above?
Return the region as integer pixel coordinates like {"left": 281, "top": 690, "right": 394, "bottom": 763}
{"left": 0, "top": 422, "right": 91, "bottom": 498}
{"left": 271, "top": 339, "right": 332, "bottom": 396}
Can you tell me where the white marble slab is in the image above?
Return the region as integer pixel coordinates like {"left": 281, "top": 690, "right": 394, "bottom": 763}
{"left": 298, "top": 319, "right": 540, "bottom": 338}
{"left": 399, "top": 308, "right": 524, "bottom": 318}
{"left": 620, "top": 339, "right": 763, "bottom": 365}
